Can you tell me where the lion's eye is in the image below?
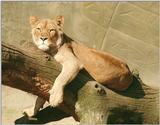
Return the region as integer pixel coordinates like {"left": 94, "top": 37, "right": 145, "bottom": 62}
{"left": 50, "top": 29, "right": 55, "bottom": 32}
{"left": 36, "top": 28, "right": 41, "bottom": 31}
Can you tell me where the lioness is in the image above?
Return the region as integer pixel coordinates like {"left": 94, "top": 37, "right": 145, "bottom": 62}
{"left": 23, "top": 15, "right": 133, "bottom": 117}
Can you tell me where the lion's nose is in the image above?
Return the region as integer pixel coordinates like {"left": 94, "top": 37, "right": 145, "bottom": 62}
{"left": 40, "top": 37, "right": 48, "bottom": 41}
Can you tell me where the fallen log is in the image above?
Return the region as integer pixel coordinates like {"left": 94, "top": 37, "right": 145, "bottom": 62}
{"left": 2, "top": 43, "right": 159, "bottom": 124}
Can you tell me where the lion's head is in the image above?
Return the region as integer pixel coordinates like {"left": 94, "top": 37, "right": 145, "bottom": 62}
{"left": 29, "top": 15, "right": 64, "bottom": 52}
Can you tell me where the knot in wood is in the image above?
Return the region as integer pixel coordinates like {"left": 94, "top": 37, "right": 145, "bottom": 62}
{"left": 44, "top": 55, "right": 51, "bottom": 61}
{"left": 94, "top": 84, "right": 106, "bottom": 96}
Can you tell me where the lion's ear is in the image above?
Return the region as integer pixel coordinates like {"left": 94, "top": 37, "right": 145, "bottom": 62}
{"left": 55, "top": 15, "right": 64, "bottom": 27}
{"left": 29, "top": 16, "right": 39, "bottom": 27}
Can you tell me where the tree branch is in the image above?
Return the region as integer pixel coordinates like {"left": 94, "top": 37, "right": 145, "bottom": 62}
{"left": 2, "top": 43, "right": 159, "bottom": 124}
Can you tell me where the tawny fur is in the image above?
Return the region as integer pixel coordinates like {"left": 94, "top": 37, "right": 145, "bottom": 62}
{"left": 24, "top": 15, "right": 133, "bottom": 117}
{"left": 70, "top": 42, "right": 133, "bottom": 91}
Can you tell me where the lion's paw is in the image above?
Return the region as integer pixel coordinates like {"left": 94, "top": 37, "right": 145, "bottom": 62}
{"left": 49, "top": 87, "right": 64, "bottom": 107}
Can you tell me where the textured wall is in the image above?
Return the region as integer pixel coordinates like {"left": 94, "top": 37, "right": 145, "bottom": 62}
{"left": 2, "top": 2, "right": 159, "bottom": 87}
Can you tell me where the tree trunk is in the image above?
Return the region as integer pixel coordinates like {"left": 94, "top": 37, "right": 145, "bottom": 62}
{"left": 2, "top": 43, "right": 159, "bottom": 124}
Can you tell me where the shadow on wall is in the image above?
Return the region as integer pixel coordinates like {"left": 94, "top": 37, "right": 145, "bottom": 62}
{"left": 14, "top": 106, "right": 144, "bottom": 124}
{"left": 15, "top": 107, "right": 70, "bottom": 124}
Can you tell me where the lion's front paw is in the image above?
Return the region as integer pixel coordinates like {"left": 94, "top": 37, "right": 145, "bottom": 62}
{"left": 23, "top": 107, "right": 35, "bottom": 117}
{"left": 49, "top": 87, "right": 64, "bottom": 107}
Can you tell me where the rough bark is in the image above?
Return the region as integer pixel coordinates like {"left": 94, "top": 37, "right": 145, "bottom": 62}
{"left": 2, "top": 43, "right": 159, "bottom": 124}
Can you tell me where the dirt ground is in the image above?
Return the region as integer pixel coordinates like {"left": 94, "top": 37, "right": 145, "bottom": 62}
{"left": 2, "top": 86, "right": 79, "bottom": 125}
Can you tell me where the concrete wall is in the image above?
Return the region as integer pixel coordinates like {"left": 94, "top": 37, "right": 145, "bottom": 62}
{"left": 2, "top": 2, "right": 159, "bottom": 86}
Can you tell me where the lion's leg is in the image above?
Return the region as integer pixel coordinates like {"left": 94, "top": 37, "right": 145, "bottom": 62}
{"left": 23, "top": 96, "right": 46, "bottom": 117}
{"left": 49, "top": 60, "right": 81, "bottom": 107}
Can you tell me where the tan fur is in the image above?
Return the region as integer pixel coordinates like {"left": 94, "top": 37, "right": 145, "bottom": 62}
{"left": 71, "top": 42, "right": 133, "bottom": 91}
{"left": 27, "top": 15, "right": 133, "bottom": 116}
{"left": 30, "top": 16, "right": 63, "bottom": 52}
